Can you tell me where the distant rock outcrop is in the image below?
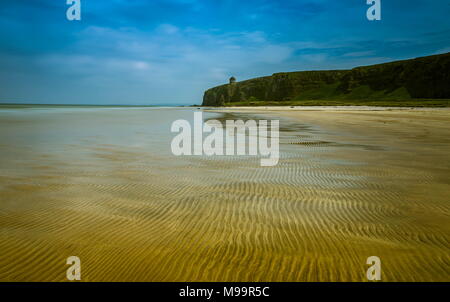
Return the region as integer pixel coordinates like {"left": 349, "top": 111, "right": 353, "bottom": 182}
{"left": 202, "top": 52, "right": 450, "bottom": 106}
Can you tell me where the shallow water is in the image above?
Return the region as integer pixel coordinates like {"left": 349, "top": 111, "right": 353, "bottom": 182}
{"left": 0, "top": 107, "right": 449, "bottom": 281}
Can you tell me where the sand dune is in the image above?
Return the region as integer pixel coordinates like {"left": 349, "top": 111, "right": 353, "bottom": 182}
{"left": 0, "top": 107, "right": 449, "bottom": 281}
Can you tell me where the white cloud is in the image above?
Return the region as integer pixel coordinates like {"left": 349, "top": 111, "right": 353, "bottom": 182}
{"left": 343, "top": 51, "right": 375, "bottom": 57}
{"left": 69, "top": 25, "right": 296, "bottom": 82}
{"left": 157, "top": 24, "right": 180, "bottom": 35}
{"left": 255, "top": 45, "right": 293, "bottom": 64}
{"left": 434, "top": 47, "right": 450, "bottom": 55}
{"left": 300, "top": 53, "right": 327, "bottom": 63}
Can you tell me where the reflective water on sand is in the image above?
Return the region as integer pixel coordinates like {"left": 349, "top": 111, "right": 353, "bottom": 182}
{"left": 0, "top": 106, "right": 449, "bottom": 281}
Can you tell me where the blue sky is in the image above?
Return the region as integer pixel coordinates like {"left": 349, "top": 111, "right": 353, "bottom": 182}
{"left": 0, "top": 0, "right": 449, "bottom": 105}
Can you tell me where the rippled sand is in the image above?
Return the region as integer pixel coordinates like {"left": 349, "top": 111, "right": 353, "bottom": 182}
{"left": 0, "top": 107, "right": 449, "bottom": 281}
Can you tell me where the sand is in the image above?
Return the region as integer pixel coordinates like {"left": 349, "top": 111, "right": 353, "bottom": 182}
{"left": 0, "top": 106, "right": 449, "bottom": 281}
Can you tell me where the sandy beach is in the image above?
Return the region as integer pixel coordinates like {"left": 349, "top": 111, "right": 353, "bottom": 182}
{"left": 0, "top": 106, "right": 449, "bottom": 281}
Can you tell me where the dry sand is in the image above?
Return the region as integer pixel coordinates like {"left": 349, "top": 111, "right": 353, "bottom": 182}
{"left": 0, "top": 106, "right": 449, "bottom": 281}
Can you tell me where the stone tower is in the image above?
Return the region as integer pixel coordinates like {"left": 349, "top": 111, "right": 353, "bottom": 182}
{"left": 229, "top": 76, "right": 236, "bottom": 84}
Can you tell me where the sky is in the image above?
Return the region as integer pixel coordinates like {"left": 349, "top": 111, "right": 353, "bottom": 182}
{"left": 0, "top": 0, "right": 449, "bottom": 105}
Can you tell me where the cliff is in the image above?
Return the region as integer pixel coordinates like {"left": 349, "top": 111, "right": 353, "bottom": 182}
{"left": 202, "top": 52, "right": 450, "bottom": 106}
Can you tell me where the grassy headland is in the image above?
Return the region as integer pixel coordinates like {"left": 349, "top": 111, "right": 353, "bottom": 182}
{"left": 203, "top": 52, "right": 450, "bottom": 107}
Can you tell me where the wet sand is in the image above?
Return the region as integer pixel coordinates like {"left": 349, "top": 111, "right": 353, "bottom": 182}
{"left": 0, "top": 106, "right": 449, "bottom": 281}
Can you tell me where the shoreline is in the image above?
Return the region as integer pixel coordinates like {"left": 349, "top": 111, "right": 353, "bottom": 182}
{"left": 204, "top": 105, "right": 450, "bottom": 111}
{"left": 205, "top": 106, "right": 450, "bottom": 141}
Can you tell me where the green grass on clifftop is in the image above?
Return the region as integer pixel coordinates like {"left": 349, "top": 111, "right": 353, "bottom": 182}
{"left": 203, "top": 52, "right": 450, "bottom": 107}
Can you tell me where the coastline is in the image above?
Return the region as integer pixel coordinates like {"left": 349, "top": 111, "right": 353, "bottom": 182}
{"left": 205, "top": 106, "right": 450, "bottom": 148}
{"left": 204, "top": 105, "right": 450, "bottom": 111}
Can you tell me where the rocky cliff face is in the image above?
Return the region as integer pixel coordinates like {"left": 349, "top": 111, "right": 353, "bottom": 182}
{"left": 202, "top": 52, "right": 450, "bottom": 106}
